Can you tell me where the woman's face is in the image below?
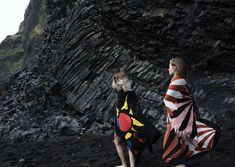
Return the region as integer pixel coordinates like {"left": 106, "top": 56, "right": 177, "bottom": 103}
{"left": 116, "top": 79, "right": 123, "bottom": 87}
{"left": 112, "top": 77, "right": 122, "bottom": 91}
{"left": 168, "top": 63, "right": 176, "bottom": 76}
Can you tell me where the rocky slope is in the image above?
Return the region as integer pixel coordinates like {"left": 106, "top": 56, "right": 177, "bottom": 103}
{"left": 0, "top": 0, "right": 234, "bottom": 144}
{"left": 0, "top": 34, "right": 24, "bottom": 86}
{"left": 0, "top": 0, "right": 46, "bottom": 86}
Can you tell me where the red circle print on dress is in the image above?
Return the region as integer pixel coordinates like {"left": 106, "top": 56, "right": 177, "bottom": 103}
{"left": 118, "top": 113, "right": 132, "bottom": 132}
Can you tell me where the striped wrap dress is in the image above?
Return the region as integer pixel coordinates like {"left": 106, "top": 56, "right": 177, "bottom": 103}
{"left": 163, "top": 76, "right": 220, "bottom": 165}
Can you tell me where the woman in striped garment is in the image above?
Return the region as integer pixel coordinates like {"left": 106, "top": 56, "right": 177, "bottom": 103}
{"left": 162, "top": 57, "right": 220, "bottom": 167}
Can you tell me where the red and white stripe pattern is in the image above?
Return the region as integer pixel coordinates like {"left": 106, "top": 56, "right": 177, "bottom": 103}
{"left": 162, "top": 76, "right": 219, "bottom": 164}
{"left": 195, "top": 121, "right": 216, "bottom": 152}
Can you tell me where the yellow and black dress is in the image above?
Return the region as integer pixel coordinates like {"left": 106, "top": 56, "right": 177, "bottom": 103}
{"left": 115, "top": 89, "right": 160, "bottom": 156}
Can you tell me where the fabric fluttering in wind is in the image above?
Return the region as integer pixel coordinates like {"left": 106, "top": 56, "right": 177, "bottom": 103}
{"left": 163, "top": 76, "right": 220, "bottom": 165}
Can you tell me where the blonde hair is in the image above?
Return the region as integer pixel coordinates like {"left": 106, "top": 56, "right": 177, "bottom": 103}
{"left": 170, "top": 57, "right": 186, "bottom": 76}
{"left": 112, "top": 70, "right": 133, "bottom": 92}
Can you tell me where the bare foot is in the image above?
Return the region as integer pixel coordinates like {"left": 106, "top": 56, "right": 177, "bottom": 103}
{"left": 175, "top": 165, "right": 186, "bottom": 167}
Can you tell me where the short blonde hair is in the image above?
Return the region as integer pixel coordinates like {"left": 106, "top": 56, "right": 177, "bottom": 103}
{"left": 170, "top": 57, "right": 186, "bottom": 76}
{"left": 112, "top": 70, "right": 133, "bottom": 92}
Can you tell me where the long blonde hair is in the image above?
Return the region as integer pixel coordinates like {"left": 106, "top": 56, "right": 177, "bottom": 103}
{"left": 170, "top": 57, "right": 186, "bottom": 76}
{"left": 112, "top": 70, "right": 133, "bottom": 92}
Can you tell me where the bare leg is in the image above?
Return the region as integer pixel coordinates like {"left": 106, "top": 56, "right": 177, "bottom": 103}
{"left": 114, "top": 133, "right": 127, "bottom": 167}
{"left": 128, "top": 149, "right": 135, "bottom": 167}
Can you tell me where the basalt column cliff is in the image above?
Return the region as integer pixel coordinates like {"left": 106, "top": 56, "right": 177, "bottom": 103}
{"left": 0, "top": 0, "right": 234, "bottom": 143}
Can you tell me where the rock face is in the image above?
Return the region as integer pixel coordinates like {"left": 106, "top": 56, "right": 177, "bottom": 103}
{"left": 22, "top": 0, "right": 46, "bottom": 68}
{"left": 54, "top": 0, "right": 234, "bottom": 132}
{"left": 0, "top": 0, "right": 235, "bottom": 142}
{"left": 55, "top": 0, "right": 235, "bottom": 71}
{"left": 0, "top": 34, "right": 24, "bottom": 84}
{"left": 0, "top": 0, "right": 46, "bottom": 85}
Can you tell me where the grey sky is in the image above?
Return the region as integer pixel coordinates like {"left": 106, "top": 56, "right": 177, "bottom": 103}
{"left": 0, "top": 0, "right": 30, "bottom": 43}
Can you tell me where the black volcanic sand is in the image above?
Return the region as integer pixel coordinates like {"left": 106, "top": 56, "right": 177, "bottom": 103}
{"left": 0, "top": 116, "right": 235, "bottom": 167}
